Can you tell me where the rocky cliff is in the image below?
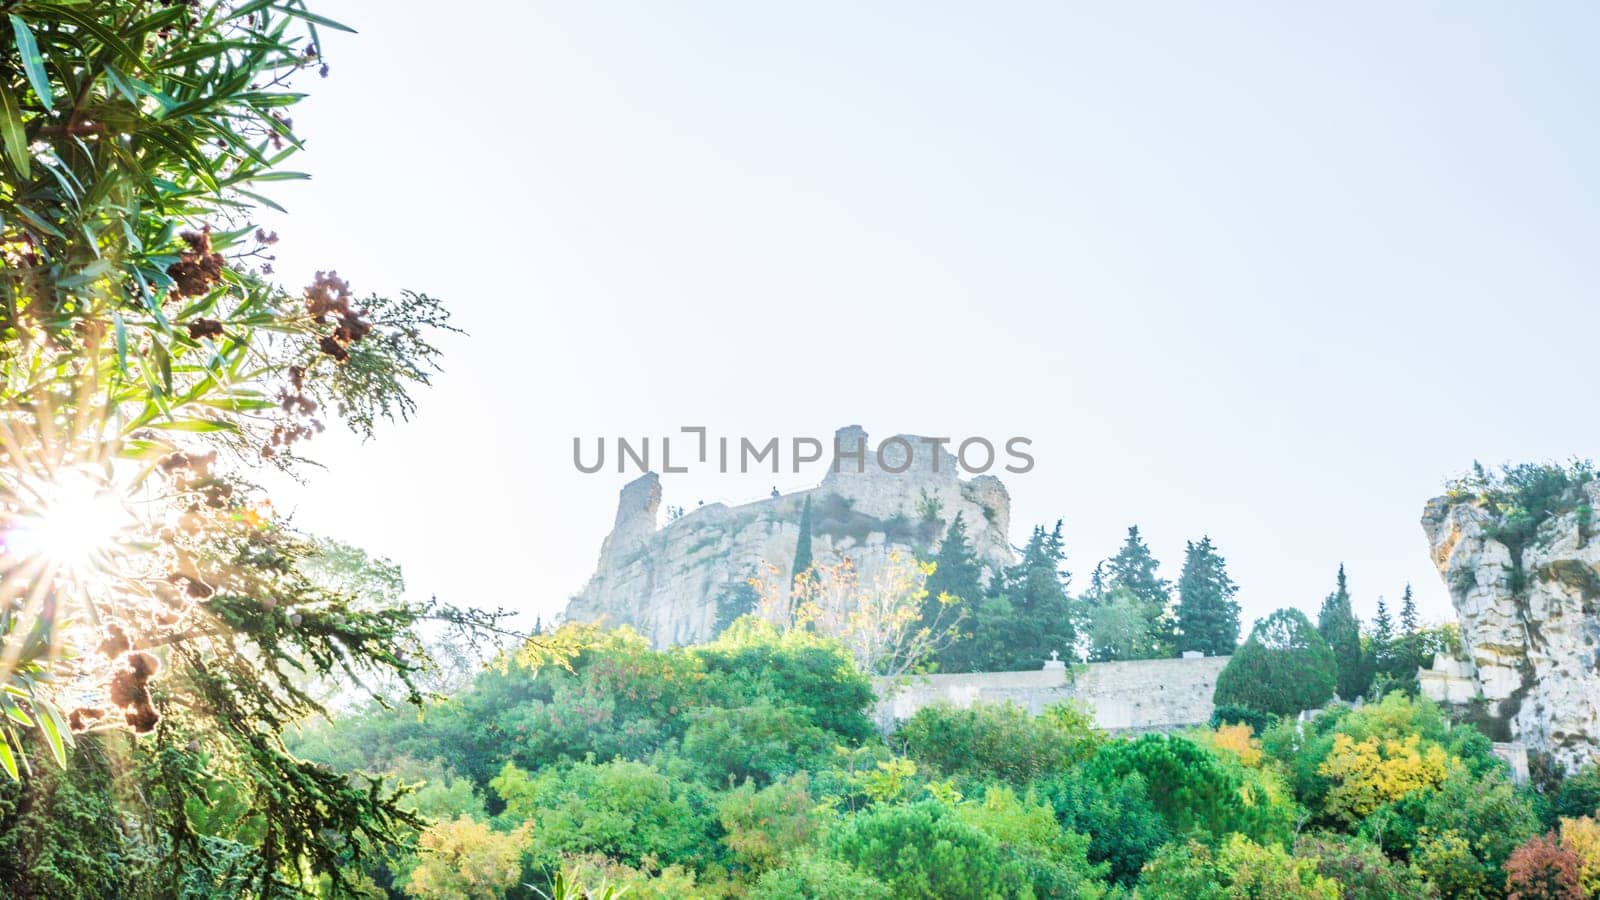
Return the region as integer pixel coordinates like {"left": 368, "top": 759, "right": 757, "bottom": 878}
{"left": 1422, "top": 482, "right": 1600, "bottom": 772}
{"left": 563, "top": 426, "right": 1015, "bottom": 647}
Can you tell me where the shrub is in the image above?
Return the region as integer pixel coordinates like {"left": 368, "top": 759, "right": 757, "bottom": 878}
{"left": 828, "top": 800, "right": 1030, "bottom": 899}
{"left": 1204, "top": 722, "right": 1266, "bottom": 768}
{"left": 490, "top": 760, "right": 716, "bottom": 872}
{"left": 716, "top": 773, "right": 829, "bottom": 875}
{"left": 750, "top": 854, "right": 891, "bottom": 900}
{"left": 556, "top": 854, "right": 702, "bottom": 900}
{"left": 1213, "top": 608, "right": 1337, "bottom": 717}
{"left": 1293, "top": 832, "right": 1430, "bottom": 900}
{"left": 1504, "top": 832, "right": 1585, "bottom": 900}
{"left": 1558, "top": 816, "right": 1600, "bottom": 898}
{"left": 895, "top": 701, "right": 1100, "bottom": 783}
{"left": 1411, "top": 828, "right": 1492, "bottom": 898}
{"left": 1211, "top": 703, "right": 1273, "bottom": 735}
{"left": 697, "top": 621, "right": 878, "bottom": 742}
{"left": 1087, "top": 733, "right": 1297, "bottom": 844}
{"left": 1033, "top": 768, "right": 1169, "bottom": 887}
{"left": 1137, "top": 836, "right": 1339, "bottom": 899}
{"left": 403, "top": 816, "right": 527, "bottom": 900}
{"left": 1367, "top": 769, "right": 1542, "bottom": 895}
{"left": 953, "top": 786, "right": 1107, "bottom": 897}
{"left": 1555, "top": 764, "right": 1600, "bottom": 821}
{"left": 1317, "top": 733, "right": 1452, "bottom": 823}
{"left": 680, "top": 699, "right": 834, "bottom": 786}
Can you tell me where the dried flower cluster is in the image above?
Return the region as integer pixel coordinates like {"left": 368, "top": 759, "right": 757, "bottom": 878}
{"left": 165, "top": 227, "right": 225, "bottom": 298}
{"left": 305, "top": 270, "right": 372, "bottom": 362}
{"left": 263, "top": 364, "right": 323, "bottom": 458}
{"left": 69, "top": 624, "right": 161, "bottom": 735}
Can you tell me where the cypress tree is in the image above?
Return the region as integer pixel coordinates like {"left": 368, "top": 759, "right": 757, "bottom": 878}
{"left": 1372, "top": 596, "right": 1395, "bottom": 677}
{"left": 1318, "top": 564, "right": 1370, "bottom": 700}
{"left": 1101, "top": 526, "right": 1174, "bottom": 657}
{"left": 791, "top": 496, "right": 814, "bottom": 583}
{"left": 924, "top": 513, "right": 985, "bottom": 610}
{"left": 1174, "top": 536, "right": 1240, "bottom": 657}
{"left": 1398, "top": 583, "right": 1421, "bottom": 671}
{"left": 998, "top": 520, "right": 1076, "bottom": 666}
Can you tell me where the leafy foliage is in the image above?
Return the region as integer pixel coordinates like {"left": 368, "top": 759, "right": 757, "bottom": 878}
{"left": 828, "top": 799, "right": 1030, "bottom": 899}
{"left": 1319, "top": 564, "right": 1373, "bottom": 700}
{"left": 1214, "top": 607, "right": 1337, "bottom": 717}
{"left": 1174, "top": 535, "right": 1240, "bottom": 657}
{"left": 895, "top": 700, "right": 1100, "bottom": 784}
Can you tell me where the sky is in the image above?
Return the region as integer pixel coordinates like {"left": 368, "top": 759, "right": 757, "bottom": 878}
{"left": 260, "top": 1, "right": 1600, "bottom": 634}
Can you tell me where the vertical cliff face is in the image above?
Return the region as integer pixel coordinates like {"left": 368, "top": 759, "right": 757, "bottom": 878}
{"left": 1422, "top": 483, "right": 1600, "bottom": 772}
{"left": 562, "top": 426, "right": 1015, "bottom": 647}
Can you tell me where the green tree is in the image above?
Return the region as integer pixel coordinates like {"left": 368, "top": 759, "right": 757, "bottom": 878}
{"left": 939, "top": 520, "right": 1077, "bottom": 672}
{"left": 995, "top": 520, "right": 1077, "bottom": 666}
{"left": 895, "top": 701, "right": 1101, "bottom": 784}
{"left": 828, "top": 800, "right": 1030, "bottom": 899}
{"left": 923, "top": 514, "right": 985, "bottom": 628}
{"left": 1397, "top": 583, "right": 1422, "bottom": 678}
{"left": 1091, "top": 526, "right": 1174, "bottom": 658}
{"left": 1174, "top": 536, "right": 1240, "bottom": 657}
{"left": 1033, "top": 768, "right": 1170, "bottom": 887}
{"left": 492, "top": 759, "right": 718, "bottom": 874}
{"left": 1138, "top": 836, "right": 1339, "bottom": 900}
{"left": 792, "top": 496, "right": 814, "bottom": 582}
{"left": 1319, "top": 565, "right": 1371, "bottom": 700}
{"left": 1215, "top": 608, "right": 1338, "bottom": 717}
{"left": 1371, "top": 597, "right": 1395, "bottom": 671}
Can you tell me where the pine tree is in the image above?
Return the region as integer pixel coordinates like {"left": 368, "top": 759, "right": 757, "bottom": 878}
{"left": 924, "top": 514, "right": 985, "bottom": 610}
{"left": 1318, "top": 564, "right": 1370, "bottom": 700}
{"left": 998, "top": 520, "right": 1076, "bottom": 665}
{"left": 1099, "top": 526, "right": 1175, "bottom": 658}
{"left": 1371, "top": 596, "right": 1395, "bottom": 676}
{"left": 1398, "top": 583, "right": 1421, "bottom": 673}
{"left": 791, "top": 496, "right": 814, "bottom": 583}
{"left": 1174, "top": 536, "right": 1240, "bottom": 657}
{"left": 933, "top": 519, "right": 1075, "bottom": 672}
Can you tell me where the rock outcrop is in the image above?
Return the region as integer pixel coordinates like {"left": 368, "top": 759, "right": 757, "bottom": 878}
{"left": 563, "top": 426, "right": 1015, "bottom": 647}
{"left": 1422, "top": 483, "right": 1600, "bottom": 772}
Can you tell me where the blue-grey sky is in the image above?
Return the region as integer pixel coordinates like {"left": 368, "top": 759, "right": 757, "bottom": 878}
{"left": 263, "top": 1, "right": 1600, "bottom": 633}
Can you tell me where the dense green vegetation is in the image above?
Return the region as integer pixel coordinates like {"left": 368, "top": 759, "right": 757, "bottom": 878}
{"left": 275, "top": 622, "right": 1600, "bottom": 898}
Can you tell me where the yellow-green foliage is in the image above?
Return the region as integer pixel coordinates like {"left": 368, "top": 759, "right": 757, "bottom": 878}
{"left": 1317, "top": 733, "right": 1452, "bottom": 822}
{"left": 403, "top": 816, "right": 527, "bottom": 900}
{"left": 717, "top": 773, "right": 830, "bottom": 875}
{"left": 557, "top": 854, "right": 701, "bottom": 899}
{"left": 1409, "top": 827, "right": 1490, "bottom": 899}
{"left": 1137, "top": 835, "right": 1340, "bottom": 899}
{"left": 1560, "top": 816, "right": 1600, "bottom": 898}
{"left": 1204, "top": 722, "right": 1265, "bottom": 768}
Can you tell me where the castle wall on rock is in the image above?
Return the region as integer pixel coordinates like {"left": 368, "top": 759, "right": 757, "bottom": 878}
{"left": 871, "top": 655, "right": 1231, "bottom": 734}
{"left": 563, "top": 426, "right": 1015, "bottom": 648}
{"left": 1422, "top": 483, "right": 1600, "bottom": 772}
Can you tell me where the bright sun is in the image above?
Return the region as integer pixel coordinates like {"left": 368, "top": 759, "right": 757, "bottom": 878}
{"left": 5, "top": 473, "right": 132, "bottom": 575}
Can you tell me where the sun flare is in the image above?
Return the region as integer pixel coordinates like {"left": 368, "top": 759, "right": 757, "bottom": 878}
{"left": 3, "top": 470, "right": 132, "bottom": 579}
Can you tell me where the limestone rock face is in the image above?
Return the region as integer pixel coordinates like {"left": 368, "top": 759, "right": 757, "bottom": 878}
{"left": 563, "top": 426, "right": 1015, "bottom": 647}
{"left": 1422, "top": 483, "right": 1600, "bottom": 771}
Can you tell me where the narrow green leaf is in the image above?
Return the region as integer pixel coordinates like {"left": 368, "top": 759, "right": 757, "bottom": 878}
{"left": 0, "top": 81, "right": 30, "bottom": 178}
{"left": 150, "top": 340, "right": 173, "bottom": 395}
{"left": 150, "top": 418, "right": 239, "bottom": 433}
{"left": 0, "top": 736, "right": 17, "bottom": 781}
{"left": 36, "top": 705, "right": 70, "bottom": 769}
{"left": 276, "top": 5, "right": 357, "bottom": 33}
{"left": 113, "top": 312, "right": 129, "bottom": 373}
{"left": 10, "top": 16, "right": 53, "bottom": 109}
{"left": 1, "top": 699, "right": 34, "bottom": 729}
